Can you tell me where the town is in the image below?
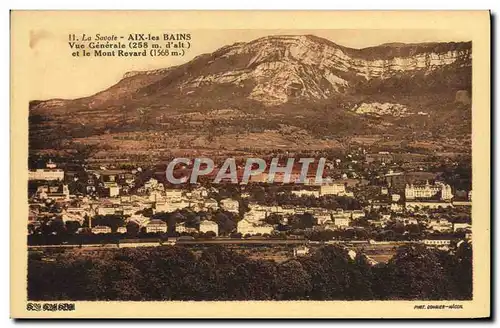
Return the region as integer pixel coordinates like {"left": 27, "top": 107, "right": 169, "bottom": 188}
{"left": 28, "top": 147, "right": 472, "bottom": 262}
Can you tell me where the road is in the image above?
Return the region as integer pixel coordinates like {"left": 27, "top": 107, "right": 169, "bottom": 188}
{"left": 26, "top": 238, "right": 412, "bottom": 251}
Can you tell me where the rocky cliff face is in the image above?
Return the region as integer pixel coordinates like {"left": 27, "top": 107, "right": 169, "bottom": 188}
{"left": 113, "top": 35, "right": 471, "bottom": 105}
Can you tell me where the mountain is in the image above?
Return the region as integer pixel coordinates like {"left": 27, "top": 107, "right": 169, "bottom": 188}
{"left": 29, "top": 35, "right": 472, "bottom": 162}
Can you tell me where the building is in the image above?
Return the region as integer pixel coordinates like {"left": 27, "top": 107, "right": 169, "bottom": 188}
{"left": 199, "top": 220, "right": 219, "bottom": 236}
{"left": 453, "top": 222, "right": 472, "bottom": 231}
{"left": 155, "top": 200, "right": 190, "bottom": 213}
{"left": 92, "top": 225, "right": 112, "bottom": 234}
{"left": 237, "top": 219, "right": 273, "bottom": 235}
{"left": 146, "top": 219, "right": 168, "bottom": 233}
{"left": 427, "top": 219, "right": 453, "bottom": 232}
{"left": 293, "top": 246, "right": 310, "bottom": 257}
{"left": 175, "top": 223, "right": 197, "bottom": 234}
{"left": 405, "top": 181, "right": 453, "bottom": 201}
{"left": 333, "top": 217, "right": 350, "bottom": 228}
{"left": 423, "top": 239, "right": 451, "bottom": 248}
{"left": 36, "top": 184, "right": 70, "bottom": 201}
{"left": 220, "top": 198, "right": 239, "bottom": 213}
{"left": 244, "top": 210, "right": 267, "bottom": 223}
{"left": 316, "top": 212, "right": 332, "bottom": 225}
{"left": 390, "top": 203, "right": 404, "bottom": 212}
{"left": 165, "top": 189, "right": 183, "bottom": 201}
{"left": 144, "top": 178, "right": 161, "bottom": 191}
{"left": 350, "top": 210, "right": 365, "bottom": 219}
{"left": 97, "top": 205, "right": 120, "bottom": 216}
{"left": 104, "top": 182, "right": 120, "bottom": 197}
{"left": 320, "top": 184, "right": 346, "bottom": 196}
{"left": 28, "top": 160, "right": 64, "bottom": 181}
{"left": 391, "top": 194, "right": 401, "bottom": 202}
{"left": 292, "top": 189, "right": 320, "bottom": 197}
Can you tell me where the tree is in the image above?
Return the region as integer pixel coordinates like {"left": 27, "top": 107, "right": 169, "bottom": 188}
{"left": 65, "top": 221, "right": 81, "bottom": 235}
{"left": 275, "top": 260, "right": 311, "bottom": 300}
{"left": 382, "top": 245, "right": 455, "bottom": 300}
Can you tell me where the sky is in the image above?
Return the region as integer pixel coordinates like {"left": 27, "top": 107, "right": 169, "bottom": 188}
{"left": 28, "top": 29, "right": 471, "bottom": 100}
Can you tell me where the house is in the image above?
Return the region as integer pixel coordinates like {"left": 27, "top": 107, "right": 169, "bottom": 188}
{"left": 176, "top": 223, "right": 197, "bottom": 234}
{"left": 92, "top": 225, "right": 112, "bottom": 234}
{"left": 36, "top": 184, "right": 70, "bottom": 201}
{"left": 391, "top": 203, "right": 404, "bottom": 212}
{"left": 28, "top": 160, "right": 64, "bottom": 181}
{"left": 316, "top": 212, "right": 332, "bottom": 225}
{"left": 237, "top": 219, "right": 273, "bottom": 235}
{"left": 199, "top": 220, "right": 219, "bottom": 236}
{"left": 243, "top": 210, "right": 267, "bottom": 223}
{"left": 220, "top": 198, "right": 239, "bottom": 213}
{"left": 192, "top": 187, "right": 209, "bottom": 198}
{"left": 320, "top": 183, "right": 346, "bottom": 196}
{"left": 427, "top": 219, "right": 453, "bottom": 232}
{"left": 293, "top": 246, "right": 310, "bottom": 257}
{"left": 97, "top": 205, "right": 120, "bottom": 216}
{"left": 350, "top": 210, "right": 365, "bottom": 219}
{"left": 165, "top": 189, "right": 183, "bottom": 201}
{"left": 146, "top": 219, "right": 167, "bottom": 233}
{"left": 104, "top": 182, "right": 120, "bottom": 197}
{"left": 453, "top": 222, "right": 472, "bottom": 231}
{"left": 333, "top": 217, "right": 350, "bottom": 228}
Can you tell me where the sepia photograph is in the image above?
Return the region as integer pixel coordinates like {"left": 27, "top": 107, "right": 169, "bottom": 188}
{"left": 10, "top": 10, "right": 491, "bottom": 318}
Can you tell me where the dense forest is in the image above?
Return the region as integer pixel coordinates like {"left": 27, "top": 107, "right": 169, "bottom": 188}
{"left": 28, "top": 243, "right": 472, "bottom": 301}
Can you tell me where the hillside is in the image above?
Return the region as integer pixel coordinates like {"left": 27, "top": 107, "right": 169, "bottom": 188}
{"left": 29, "top": 35, "right": 472, "bottom": 163}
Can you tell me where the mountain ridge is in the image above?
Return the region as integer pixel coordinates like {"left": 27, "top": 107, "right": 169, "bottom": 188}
{"left": 29, "top": 34, "right": 472, "bottom": 160}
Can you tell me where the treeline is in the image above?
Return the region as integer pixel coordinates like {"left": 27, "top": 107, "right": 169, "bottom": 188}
{"left": 28, "top": 243, "right": 472, "bottom": 301}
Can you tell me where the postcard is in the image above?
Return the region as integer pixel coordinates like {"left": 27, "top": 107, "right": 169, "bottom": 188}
{"left": 10, "top": 10, "right": 490, "bottom": 318}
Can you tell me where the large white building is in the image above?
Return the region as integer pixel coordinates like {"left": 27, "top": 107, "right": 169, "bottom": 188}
{"left": 405, "top": 181, "right": 453, "bottom": 201}
{"left": 237, "top": 219, "right": 273, "bottom": 235}
{"left": 320, "top": 183, "right": 346, "bottom": 196}
{"left": 28, "top": 161, "right": 64, "bottom": 181}
{"left": 146, "top": 219, "right": 167, "bottom": 233}
{"left": 199, "top": 220, "right": 219, "bottom": 236}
